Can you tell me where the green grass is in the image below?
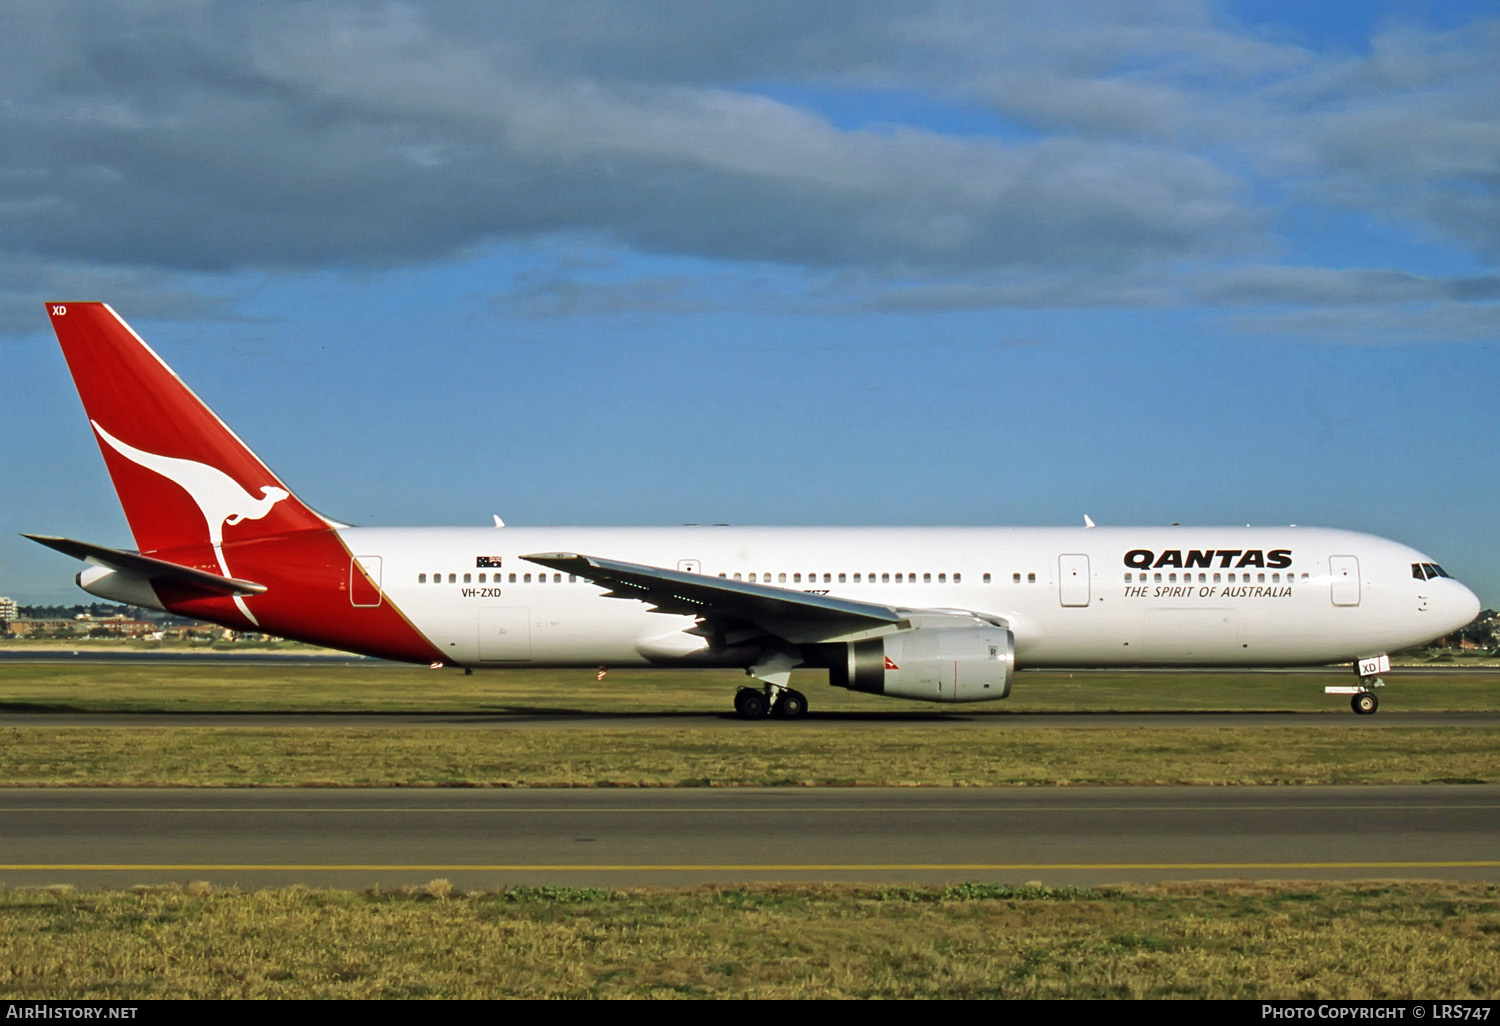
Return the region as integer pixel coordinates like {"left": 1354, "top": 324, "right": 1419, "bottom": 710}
{"left": 1, "top": 661, "right": 1496, "bottom": 714}
{"left": 2, "top": 725, "right": 1497, "bottom": 786}
{"left": 2, "top": 663, "right": 1496, "bottom": 786}
{"left": 1, "top": 881, "right": 1495, "bottom": 998}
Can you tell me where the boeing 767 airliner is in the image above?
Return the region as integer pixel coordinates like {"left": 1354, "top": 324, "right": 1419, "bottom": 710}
{"left": 28, "top": 303, "right": 1480, "bottom": 718}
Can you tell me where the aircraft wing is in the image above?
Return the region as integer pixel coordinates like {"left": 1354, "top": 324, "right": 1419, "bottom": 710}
{"left": 522, "top": 551, "right": 905, "bottom": 643}
{"left": 23, "top": 534, "right": 268, "bottom": 597}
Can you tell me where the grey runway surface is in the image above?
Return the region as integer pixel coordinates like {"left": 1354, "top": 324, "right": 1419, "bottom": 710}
{"left": 2, "top": 785, "right": 1496, "bottom": 889}
{"left": 4, "top": 710, "right": 1499, "bottom": 727}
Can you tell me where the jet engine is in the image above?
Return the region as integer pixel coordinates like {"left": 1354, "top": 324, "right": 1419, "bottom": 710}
{"left": 827, "top": 626, "right": 1014, "bottom": 703}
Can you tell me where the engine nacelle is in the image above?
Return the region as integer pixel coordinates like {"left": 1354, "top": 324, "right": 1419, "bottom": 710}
{"left": 829, "top": 626, "right": 1014, "bottom": 703}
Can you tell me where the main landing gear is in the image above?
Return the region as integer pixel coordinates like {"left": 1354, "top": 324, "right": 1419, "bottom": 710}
{"left": 733, "top": 685, "right": 808, "bottom": 720}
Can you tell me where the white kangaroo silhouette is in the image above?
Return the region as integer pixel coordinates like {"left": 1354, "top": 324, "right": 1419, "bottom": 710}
{"left": 92, "top": 420, "right": 288, "bottom": 625}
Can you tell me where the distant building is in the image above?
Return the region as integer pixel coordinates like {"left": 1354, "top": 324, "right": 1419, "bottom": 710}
{"left": 0, "top": 597, "right": 15, "bottom": 628}
{"left": 7, "top": 617, "right": 157, "bottom": 638}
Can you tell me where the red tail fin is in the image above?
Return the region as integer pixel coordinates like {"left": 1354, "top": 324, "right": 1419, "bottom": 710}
{"left": 45, "top": 302, "right": 328, "bottom": 557}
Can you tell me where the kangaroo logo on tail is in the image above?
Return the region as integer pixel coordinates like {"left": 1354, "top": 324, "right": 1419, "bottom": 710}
{"left": 91, "top": 419, "right": 288, "bottom": 624}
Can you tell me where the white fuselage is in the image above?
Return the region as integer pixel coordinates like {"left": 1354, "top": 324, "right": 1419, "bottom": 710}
{"left": 343, "top": 524, "right": 1479, "bottom": 670}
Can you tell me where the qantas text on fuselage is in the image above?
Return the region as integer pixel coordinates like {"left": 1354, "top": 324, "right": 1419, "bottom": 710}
{"left": 1125, "top": 549, "right": 1292, "bottom": 569}
{"left": 27, "top": 302, "right": 1481, "bottom": 719}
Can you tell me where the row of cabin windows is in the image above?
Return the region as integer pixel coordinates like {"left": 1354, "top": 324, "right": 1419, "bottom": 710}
{"left": 720, "top": 571, "right": 970, "bottom": 585}
{"left": 417, "top": 572, "right": 578, "bottom": 584}
{"left": 412, "top": 570, "right": 1069, "bottom": 586}
{"left": 1124, "top": 571, "right": 1308, "bottom": 585}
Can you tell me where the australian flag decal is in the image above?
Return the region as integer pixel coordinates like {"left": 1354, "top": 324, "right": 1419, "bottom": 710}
{"left": 476, "top": 556, "right": 503, "bottom": 568}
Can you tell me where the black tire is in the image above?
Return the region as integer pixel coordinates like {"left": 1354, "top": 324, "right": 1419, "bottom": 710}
{"left": 1352, "top": 691, "right": 1378, "bottom": 715}
{"left": 774, "top": 689, "right": 808, "bottom": 720}
{"left": 735, "top": 687, "right": 768, "bottom": 719}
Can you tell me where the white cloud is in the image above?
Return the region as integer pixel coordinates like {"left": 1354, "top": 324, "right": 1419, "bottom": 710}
{"left": 0, "top": 0, "right": 1494, "bottom": 336}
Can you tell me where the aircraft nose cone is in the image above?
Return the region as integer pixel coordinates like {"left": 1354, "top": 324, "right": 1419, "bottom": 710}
{"left": 1446, "top": 580, "right": 1482, "bottom": 634}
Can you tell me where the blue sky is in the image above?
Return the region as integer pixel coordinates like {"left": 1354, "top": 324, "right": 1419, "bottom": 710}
{"left": 1, "top": 0, "right": 1497, "bottom": 606}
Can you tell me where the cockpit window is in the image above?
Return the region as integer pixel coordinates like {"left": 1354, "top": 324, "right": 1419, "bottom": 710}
{"left": 1411, "top": 563, "right": 1453, "bottom": 581}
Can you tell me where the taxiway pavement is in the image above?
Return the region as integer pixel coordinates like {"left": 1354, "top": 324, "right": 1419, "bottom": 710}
{"left": 2, "top": 785, "right": 1495, "bottom": 889}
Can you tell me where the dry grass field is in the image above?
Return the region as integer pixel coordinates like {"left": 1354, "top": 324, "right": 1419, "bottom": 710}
{"left": 1, "top": 881, "right": 1496, "bottom": 999}
{"left": 0, "top": 659, "right": 1494, "bottom": 714}
{"left": 1, "top": 723, "right": 1497, "bottom": 787}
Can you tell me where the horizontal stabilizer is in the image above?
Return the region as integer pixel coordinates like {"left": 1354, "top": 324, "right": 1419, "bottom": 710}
{"left": 23, "top": 534, "right": 267, "bottom": 597}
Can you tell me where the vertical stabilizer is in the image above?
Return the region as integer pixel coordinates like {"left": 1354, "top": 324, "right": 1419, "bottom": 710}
{"left": 45, "top": 302, "right": 327, "bottom": 559}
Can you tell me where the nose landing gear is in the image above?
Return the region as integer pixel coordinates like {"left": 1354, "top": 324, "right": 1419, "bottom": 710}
{"left": 1325, "top": 654, "right": 1388, "bottom": 715}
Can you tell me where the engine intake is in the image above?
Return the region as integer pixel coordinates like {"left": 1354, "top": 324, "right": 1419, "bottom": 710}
{"left": 829, "top": 626, "right": 1014, "bottom": 703}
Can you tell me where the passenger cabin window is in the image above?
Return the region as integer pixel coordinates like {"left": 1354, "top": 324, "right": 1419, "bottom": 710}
{"left": 418, "top": 573, "right": 426, "bottom": 583}
{"left": 448, "top": 573, "right": 456, "bottom": 584}
{"left": 982, "top": 573, "right": 991, "bottom": 584}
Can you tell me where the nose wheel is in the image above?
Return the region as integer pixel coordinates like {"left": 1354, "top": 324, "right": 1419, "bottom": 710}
{"left": 1352, "top": 690, "right": 1379, "bottom": 715}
